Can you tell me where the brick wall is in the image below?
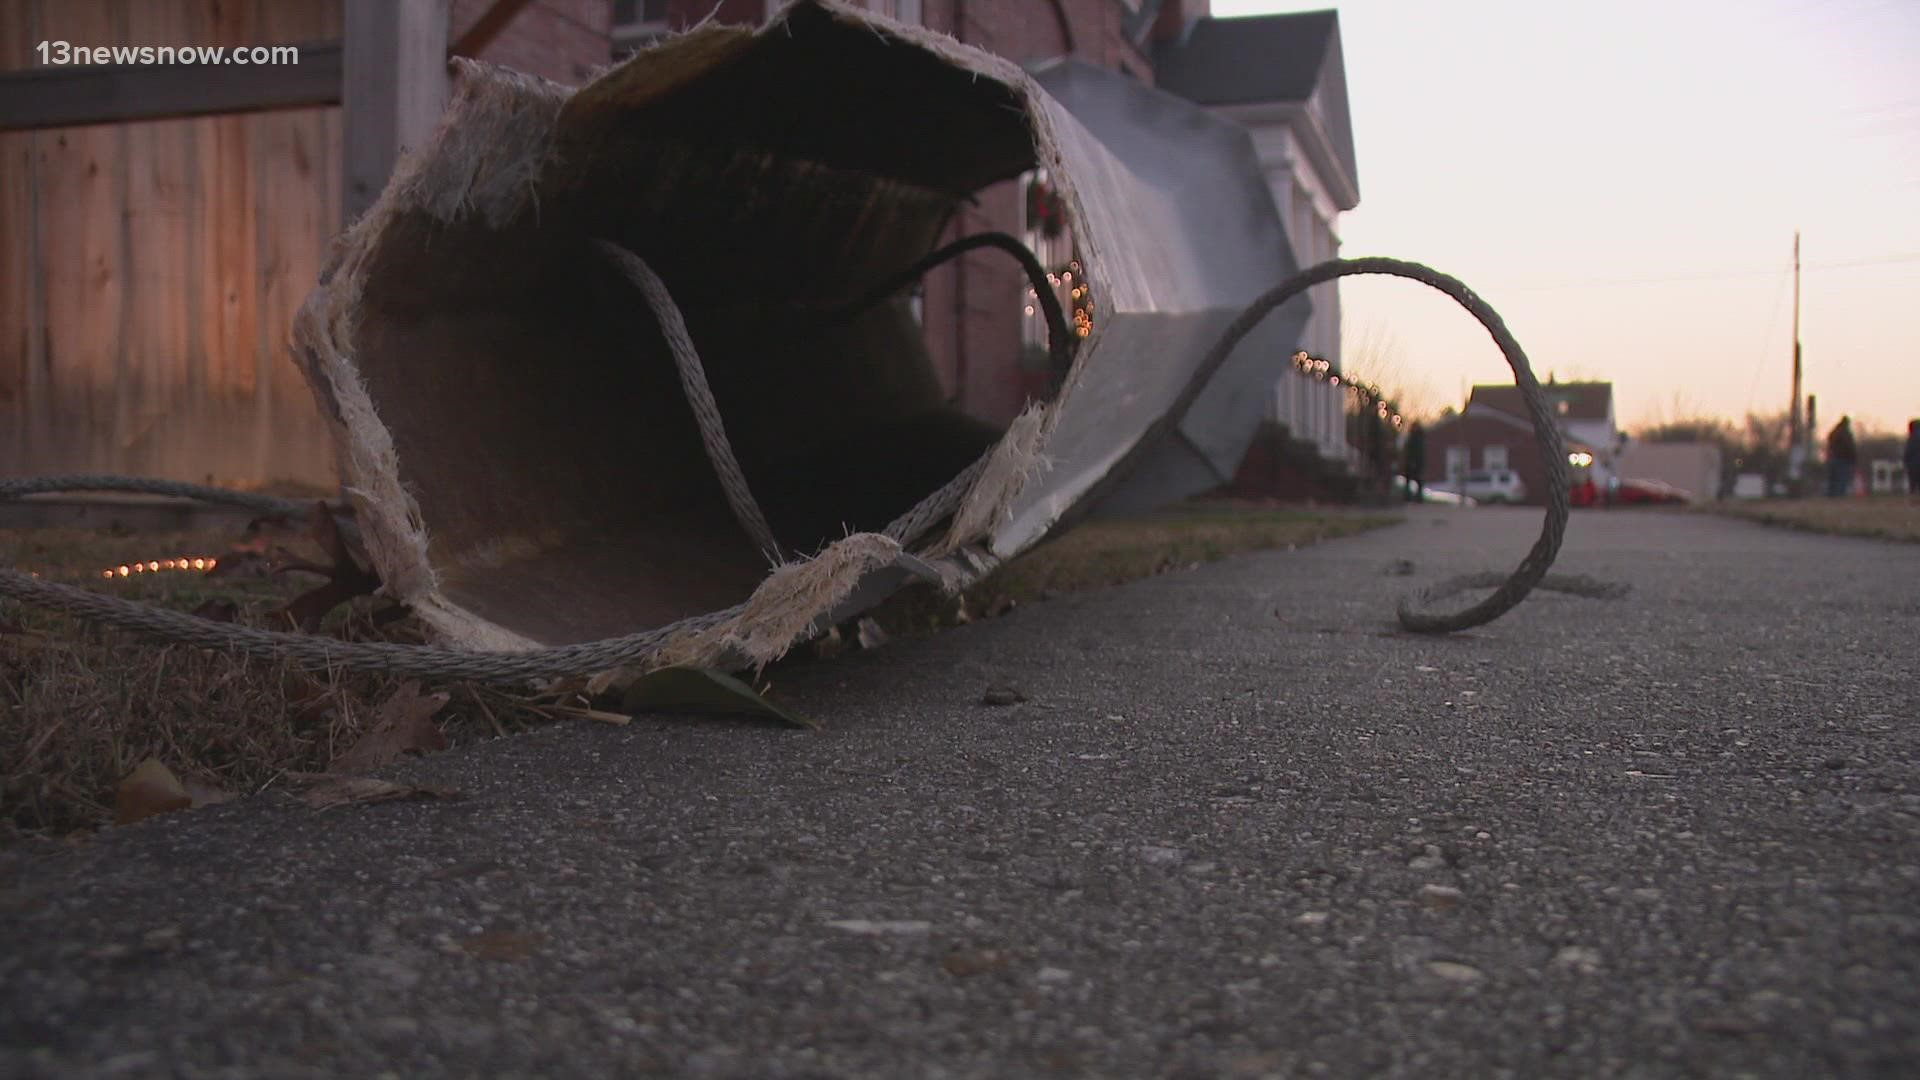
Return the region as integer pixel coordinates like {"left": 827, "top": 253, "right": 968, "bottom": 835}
{"left": 663, "top": 0, "right": 762, "bottom": 25}
{"left": 1226, "top": 424, "right": 1352, "bottom": 502}
{"left": 915, "top": 0, "right": 1165, "bottom": 423}
{"left": 453, "top": 0, "right": 612, "bottom": 85}
{"left": 1422, "top": 414, "right": 1552, "bottom": 505}
{"left": 617, "top": 0, "right": 1204, "bottom": 427}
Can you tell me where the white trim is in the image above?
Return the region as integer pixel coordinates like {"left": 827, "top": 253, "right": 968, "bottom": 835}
{"left": 612, "top": 0, "right": 668, "bottom": 44}
{"left": 1211, "top": 99, "right": 1358, "bottom": 211}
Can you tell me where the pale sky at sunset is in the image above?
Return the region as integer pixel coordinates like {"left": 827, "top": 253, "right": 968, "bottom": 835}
{"left": 1211, "top": 0, "right": 1920, "bottom": 435}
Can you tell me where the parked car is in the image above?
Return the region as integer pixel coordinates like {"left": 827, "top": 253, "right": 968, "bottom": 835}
{"left": 1455, "top": 469, "right": 1527, "bottom": 504}
{"left": 1614, "top": 478, "right": 1689, "bottom": 505}
{"left": 1391, "top": 476, "right": 1476, "bottom": 505}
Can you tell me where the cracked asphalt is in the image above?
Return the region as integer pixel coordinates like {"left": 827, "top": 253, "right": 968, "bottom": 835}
{"left": 2, "top": 505, "right": 1916, "bottom": 1078}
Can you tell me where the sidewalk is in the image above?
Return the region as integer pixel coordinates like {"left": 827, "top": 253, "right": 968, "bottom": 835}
{"left": 3, "top": 507, "right": 1916, "bottom": 1078}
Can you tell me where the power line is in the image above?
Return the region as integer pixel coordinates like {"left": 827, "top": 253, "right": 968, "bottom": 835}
{"left": 1496, "top": 251, "right": 1920, "bottom": 292}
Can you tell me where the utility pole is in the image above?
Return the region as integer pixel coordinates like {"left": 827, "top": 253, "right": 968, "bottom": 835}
{"left": 1787, "top": 232, "right": 1804, "bottom": 490}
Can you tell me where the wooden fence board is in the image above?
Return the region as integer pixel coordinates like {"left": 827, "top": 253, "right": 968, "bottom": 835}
{"left": 0, "top": 0, "right": 342, "bottom": 488}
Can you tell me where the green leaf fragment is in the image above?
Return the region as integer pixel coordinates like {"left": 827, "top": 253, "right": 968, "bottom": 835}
{"left": 618, "top": 666, "right": 815, "bottom": 729}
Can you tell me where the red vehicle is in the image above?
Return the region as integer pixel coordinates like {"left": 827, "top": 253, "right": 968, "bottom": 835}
{"left": 1613, "top": 478, "right": 1690, "bottom": 505}
{"left": 1569, "top": 476, "right": 1688, "bottom": 507}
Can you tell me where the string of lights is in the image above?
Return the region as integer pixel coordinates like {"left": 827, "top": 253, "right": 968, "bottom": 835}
{"left": 1026, "top": 258, "right": 1095, "bottom": 339}
{"left": 1290, "top": 349, "right": 1406, "bottom": 430}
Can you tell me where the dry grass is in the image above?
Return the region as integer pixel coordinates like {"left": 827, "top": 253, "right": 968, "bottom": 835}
{"left": 3, "top": 502, "right": 1398, "bottom": 840}
{"left": 0, "top": 523, "right": 556, "bottom": 839}
{"left": 1709, "top": 496, "right": 1920, "bottom": 543}
{"left": 869, "top": 502, "right": 1401, "bottom": 635}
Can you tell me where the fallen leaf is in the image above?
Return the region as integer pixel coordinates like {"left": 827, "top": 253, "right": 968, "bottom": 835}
{"left": 457, "top": 930, "right": 548, "bottom": 961}
{"left": 277, "top": 502, "right": 381, "bottom": 632}
{"left": 291, "top": 774, "right": 460, "bottom": 810}
{"left": 182, "top": 780, "right": 235, "bottom": 808}
{"left": 812, "top": 625, "right": 849, "bottom": 661}
{"left": 619, "top": 667, "right": 814, "bottom": 729}
{"left": 116, "top": 760, "right": 193, "bottom": 825}
{"left": 941, "top": 948, "right": 1013, "bottom": 977}
{"left": 825, "top": 919, "right": 932, "bottom": 935}
{"left": 1693, "top": 1015, "right": 1760, "bottom": 1037}
{"left": 981, "top": 687, "right": 1027, "bottom": 707}
{"left": 329, "top": 681, "right": 450, "bottom": 773}
{"left": 1426, "top": 960, "right": 1485, "bottom": 983}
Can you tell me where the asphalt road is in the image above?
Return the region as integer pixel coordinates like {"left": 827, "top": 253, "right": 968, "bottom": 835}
{"left": 3, "top": 506, "right": 1916, "bottom": 1079}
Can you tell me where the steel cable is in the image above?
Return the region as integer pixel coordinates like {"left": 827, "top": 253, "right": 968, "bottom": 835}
{"left": 0, "top": 252, "right": 1568, "bottom": 677}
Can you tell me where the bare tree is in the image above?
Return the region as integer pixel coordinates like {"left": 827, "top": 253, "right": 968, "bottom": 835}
{"left": 1339, "top": 319, "right": 1442, "bottom": 421}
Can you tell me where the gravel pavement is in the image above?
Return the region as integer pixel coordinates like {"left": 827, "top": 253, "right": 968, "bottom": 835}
{"left": 3, "top": 506, "right": 1917, "bottom": 1079}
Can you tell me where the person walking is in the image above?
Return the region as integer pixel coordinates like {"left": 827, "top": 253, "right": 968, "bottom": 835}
{"left": 1904, "top": 419, "right": 1920, "bottom": 498}
{"left": 1402, "top": 422, "right": 1427, "bottom": 502}
{"left": 1825, "top": 416, "right": 1858, "bottom": 497}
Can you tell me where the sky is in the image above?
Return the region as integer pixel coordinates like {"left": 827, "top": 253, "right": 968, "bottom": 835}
{"left": 1210, "top": 0, "right": 1920, "bottom": 435}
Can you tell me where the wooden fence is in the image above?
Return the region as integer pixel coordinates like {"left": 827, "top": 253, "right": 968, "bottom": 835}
{"left": 0, "top": 0, "right": 343, "bottom": 490}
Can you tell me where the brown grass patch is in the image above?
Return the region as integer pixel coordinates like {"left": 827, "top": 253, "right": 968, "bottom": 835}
{"left": 1708, "top": 496, "right": 1920, "bottom": 543}
{"left": 869, "top": 503, "right": 1401, "bottom": 635}
{"left": 1, "top": 523, "right": 557, "bottom": 840}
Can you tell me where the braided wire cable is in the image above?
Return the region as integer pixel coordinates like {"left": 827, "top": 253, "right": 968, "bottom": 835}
{"left": 0, "top": 236, "right": 1061, "bottom": 678}
{"left": 0, "top": 476, "right": 316, "bottom": 517}
{"left": 595, "top": 240, "right": 785, "bottom": 562}
{"left": 1180, "top": 256, "right": 1569, "bottom": 634}
{"left": 0, "top": 253, "right": 1564, "bottom": 677}
{"left": 0, "top": 562, "right": 745, "bottom": 681}
{"left": 824, "top": 231, "right": 1074, "bottom": 393}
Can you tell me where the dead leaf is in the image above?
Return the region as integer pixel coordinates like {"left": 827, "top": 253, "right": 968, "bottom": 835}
{"left": 812, "top": 624, "right": 848, "bottom": 661}
{"left": 290, "top": 774, "right": 460, "bottom": 810}
{"left": 329, "top": 681, "right": 450, "bottom": 773}
{"left": 277, "top": 502, "right": 381, "bottom": 632}
{"left": 941, "top": 948, "right": 1013, "bottom": 977}
{"left": 116, "top": 760, "right": 192, "bottom": 825}
{"left": 457, "top": 930, "right": 548, "bottom": 961}
{"left": 981, "top": 687, "right": 1027, "bottom": 707}
{"left": 191, "top": 598, "right": 239, "bottom": 623}
{"left": 182, "top": 781, "right": 235, "bottom": 808}
{"left": 618, "top": 667, "right": 814, "bottom": 729}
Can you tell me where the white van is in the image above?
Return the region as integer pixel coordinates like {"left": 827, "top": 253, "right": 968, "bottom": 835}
{"left": 1458, "top": 469, "right": 1527, "bottom": 504}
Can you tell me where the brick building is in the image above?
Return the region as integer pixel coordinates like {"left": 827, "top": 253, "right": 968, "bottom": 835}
{"left": 1421, "top": 380, "right": 1616, "bottom": 504}
{"left": 613, "top": 1, "right": 1358, "bottom": 443}
{"left": 455, "top": 0, "right": 614, "bottom": 85}
{"left": 0, "top": 0, "right": 1354, "bottom": 486}
{"left": 616, "top": 0, "right": 1208, "bottom": 424}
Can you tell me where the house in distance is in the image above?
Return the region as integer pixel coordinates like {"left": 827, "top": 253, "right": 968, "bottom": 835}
{"left": 1422, "top": 379, "right": 1620, "bottom": 504}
